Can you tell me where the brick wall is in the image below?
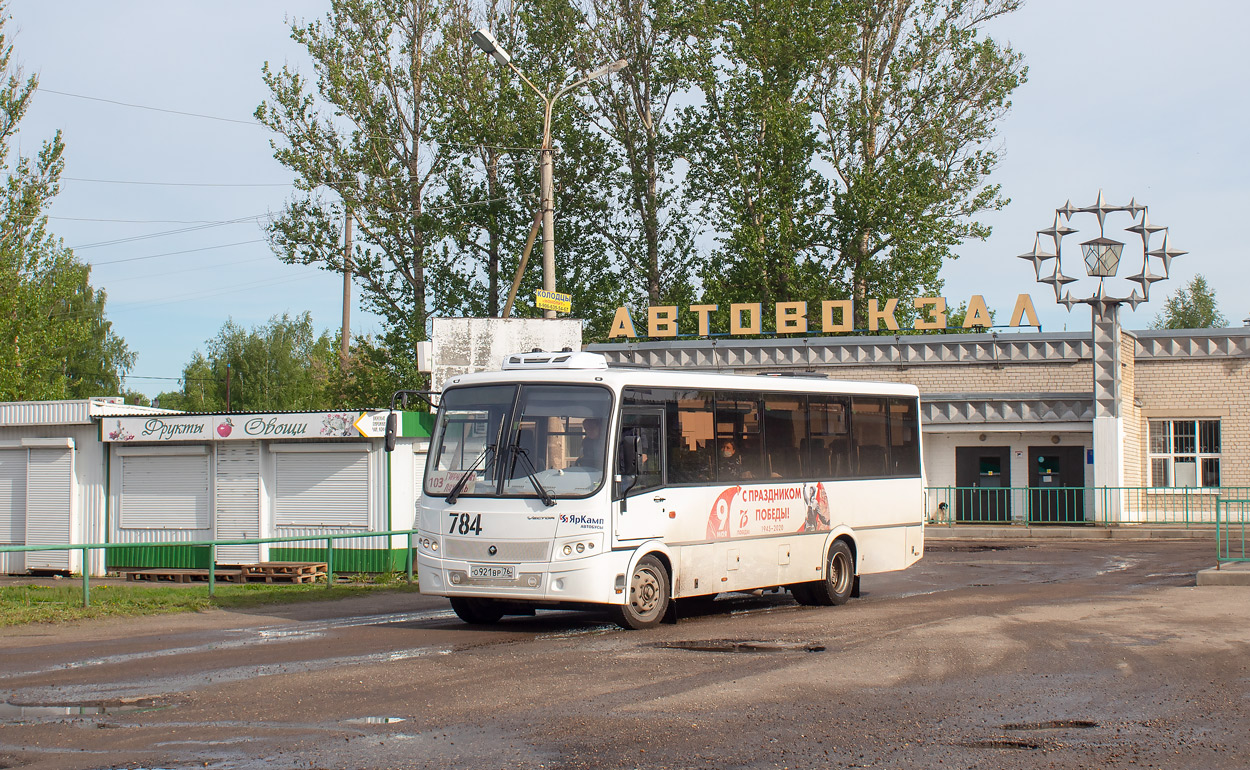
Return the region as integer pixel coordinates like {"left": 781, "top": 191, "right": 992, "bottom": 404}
{"left": 1134, "top": 357, "right": 1250, "bottom": 488}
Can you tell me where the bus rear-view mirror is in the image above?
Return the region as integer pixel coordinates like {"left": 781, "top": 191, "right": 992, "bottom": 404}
{"left": 385, "top": 412, "right": 398, "bottom": 452}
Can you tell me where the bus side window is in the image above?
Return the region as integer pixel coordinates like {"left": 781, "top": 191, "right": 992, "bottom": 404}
{"left": 668, "top": 393, "right": 715, "bottom": 484}
{"left": 617, "top": 413, "right": 662, "bottom": 496}
{"left": 852, "top": 397, "right": 889, "bottom": 477}
{"left": 809, "top": 397, "right": 850, "bottom": 479}
{"left": 889, "top": 397, "right": 921, "bottom": 477}
{"left": 763, "top": 394, "right": 804, "bottom": 480}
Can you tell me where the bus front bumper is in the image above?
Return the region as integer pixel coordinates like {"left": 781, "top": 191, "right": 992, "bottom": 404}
{"left": 416, "top": 550, "right": 634, "bottom": 606}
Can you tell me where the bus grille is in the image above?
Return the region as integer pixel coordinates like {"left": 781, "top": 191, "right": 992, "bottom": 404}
{"left": 443, "top": 538, "right": 552, "bottom": 562}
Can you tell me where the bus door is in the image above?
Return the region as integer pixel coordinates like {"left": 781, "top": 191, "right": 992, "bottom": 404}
{"left": 614, "top": 407, "right": 665, "bottom": 542}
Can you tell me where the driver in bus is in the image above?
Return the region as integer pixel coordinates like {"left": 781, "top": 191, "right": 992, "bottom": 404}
{"left": 577, "top": 418, "right": 605, "bottom": 468}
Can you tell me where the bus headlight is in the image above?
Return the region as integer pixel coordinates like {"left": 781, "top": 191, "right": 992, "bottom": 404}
{"left": 555, "top": 534, "right": 601, "bottom": 560}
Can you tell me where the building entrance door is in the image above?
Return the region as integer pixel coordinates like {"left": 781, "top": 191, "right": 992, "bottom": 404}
{"left": 1028, "top": 446, "right": 1086, "bottom": 524}
{"left": 954, "top": 446, "right": 1011, "bottom": 523}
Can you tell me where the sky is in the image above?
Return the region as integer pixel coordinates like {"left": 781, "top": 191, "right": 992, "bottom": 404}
{"left": 7, "top": 0, "right": 1250, "bottom": 399}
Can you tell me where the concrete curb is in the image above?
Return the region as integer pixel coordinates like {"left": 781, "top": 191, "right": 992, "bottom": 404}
{"left": 1197, "top": 562, "right": 1250, "bottom": 586}
{"left": 925, "top": 525, "right": 1216, "bottom": 540}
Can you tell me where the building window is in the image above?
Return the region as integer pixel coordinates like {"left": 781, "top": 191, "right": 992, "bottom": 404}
{"left": 1148, "top": 419, "right": 1220, "bottom": 488}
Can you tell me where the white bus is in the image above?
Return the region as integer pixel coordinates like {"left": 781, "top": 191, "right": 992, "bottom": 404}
{"left": 411, "top": 351, "right": 924, "bottom": 629}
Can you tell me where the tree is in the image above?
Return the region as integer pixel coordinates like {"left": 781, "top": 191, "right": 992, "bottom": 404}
{"left": 155, "top": 313, "right": 337, "bottom": 412}
{"left": 0, "top": 4, "right": 132, "bottom": 400}
{"left": 61, "top": 272, "right": 136, "bottom": 398}
{"left": 812, "top": 0, "right": 1026, "bottom": 324}
{"left": 583, "top": 0, "right": 699, "bottom": 305}
{"left": 155, "top": 315, "right": 414, "bottom": 412}
{"left": 431, "top": 0, "right": 629, "bottom": 337}
{"left": 678, "top": 0, "right": 836, "bottom": 323}
{"left": 1151, "top": 274, "right": 1227, "bottom": 330}
{"left": 257, "top": 0, "right": 454, "bottom": 349}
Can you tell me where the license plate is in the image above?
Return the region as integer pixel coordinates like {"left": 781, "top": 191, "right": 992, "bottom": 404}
{"left": 470, "top": 564, "right": 515, "bottom": 580}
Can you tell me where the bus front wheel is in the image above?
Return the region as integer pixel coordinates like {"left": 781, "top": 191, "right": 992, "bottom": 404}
{"left": 610, "top": 555, "right": 670, "bottom": 630}
{"left": 450, "top": 596, "right": 505, "bottom": 624}
{"left": 795, "top": 541, "right": 855, "bottom": 607}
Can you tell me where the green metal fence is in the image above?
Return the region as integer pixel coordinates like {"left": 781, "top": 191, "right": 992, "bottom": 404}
{"left": 925, "top": 486, "right": 1250, "bottom": 528}
{"left": 1217, "top": 499, "right": 1249, "bottom": 564}
{"left": 0, "top": 529, "right": 419, "bottom": 608}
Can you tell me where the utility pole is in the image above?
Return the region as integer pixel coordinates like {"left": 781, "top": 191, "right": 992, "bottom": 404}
{"left": 225, "top": 364, "right": 232, "bottom": 413}
{"left": 341, "top": 210, "right": 353, "bottom": 368}
{"left": 468, "top": 29, "right": 626, "bottom": 319}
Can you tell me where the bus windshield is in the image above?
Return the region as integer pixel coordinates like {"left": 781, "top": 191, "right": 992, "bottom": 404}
{"left": 425, "top": 383, "right": 614, "bottom": 499}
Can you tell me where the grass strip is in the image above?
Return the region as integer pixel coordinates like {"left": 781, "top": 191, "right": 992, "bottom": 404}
{"left": 0, "top": 579, "right": 421, "bottom": 627}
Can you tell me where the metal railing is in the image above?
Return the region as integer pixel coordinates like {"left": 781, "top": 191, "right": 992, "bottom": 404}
{"left": 0, "top": 529, "right": 419, "bottom": 608}
{"left": 925, "top": 486, "right": 1250, "bottom": 528}
{"left": 1217, "top": 499, "right": 1249, "bottom": 565}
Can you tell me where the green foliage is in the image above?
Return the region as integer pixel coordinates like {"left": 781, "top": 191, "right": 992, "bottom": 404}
{"left": 1151, "top": 274, "right": 1227, "bottom": 330}
{"left": 257, "top": 0, "right": 451, "bottom": 341}
{"left": 0, "top": 6, "right": 132, "bottom": 400}
{"left": 252, "top": 0, "right": 1025, "bottom": 352}
{"left": 816, "top": 0, "right": 1025, "bottom": 323}
{"left": 583, "top": 0, "right": 701, "bottom": 305}
{"left": 679, "top": 0, "right": 836, "bottom": 322}
{"left": 671, "top": 0, "right": 1024, "bottom": 331}
{"left": 155, "top": 314, "right": 418, "bottom": 412}
{"left": 155, "top": 312, "right": 335, "bottom": 411}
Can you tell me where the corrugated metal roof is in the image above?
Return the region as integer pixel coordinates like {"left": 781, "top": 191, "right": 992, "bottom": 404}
{"left": 0, "top": 399, "right": 175, "bottom": 426}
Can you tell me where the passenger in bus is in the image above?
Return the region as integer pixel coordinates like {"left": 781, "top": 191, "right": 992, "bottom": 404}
{"left": 577, "top": 418, "right": 605, "bottom": 468}
{"left": 719, "top": 438, "right": 751, "bottom": 479}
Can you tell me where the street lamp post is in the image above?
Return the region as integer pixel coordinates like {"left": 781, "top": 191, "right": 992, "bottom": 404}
{"left": 471, "top": 28, "right": 626, "bottom": 318}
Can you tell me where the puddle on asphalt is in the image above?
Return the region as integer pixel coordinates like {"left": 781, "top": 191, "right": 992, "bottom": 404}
{"left": 346, "top": 716, "right": 407, "bottom": 724}
{"left": 0, "top": 698, "right": 161, "bottom": 721}
{"left": 960, "top": 738, "right": 1040, "bottom": 750}
{"left": 934, "top": 544, "right": 1031, "bottom": 553}
{"left": 1002, "top": 719, "right": 1099, "bottom": 730}
{"left": 653, "top": 639, "right": 826, "bottom": 653}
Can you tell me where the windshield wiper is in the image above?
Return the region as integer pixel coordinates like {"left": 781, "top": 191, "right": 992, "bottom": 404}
{"left": 510, "top": 445, "right": 556, "bottom": 507}
{"left": 445, "top": 444, "right": 496, "bottom": 504}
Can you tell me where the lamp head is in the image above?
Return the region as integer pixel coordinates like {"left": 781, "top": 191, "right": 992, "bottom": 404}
{"left": 470, "top": 28, "right": 511, "bottom": 66}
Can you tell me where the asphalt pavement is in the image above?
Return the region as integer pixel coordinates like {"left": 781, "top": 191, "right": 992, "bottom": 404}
{"left": 0, "top": 539, "right": 1246, "bottom": 770}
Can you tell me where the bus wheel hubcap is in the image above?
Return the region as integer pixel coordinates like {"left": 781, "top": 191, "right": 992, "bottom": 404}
{"left": 632, "top": 569, "right": 659, "bottom": 614}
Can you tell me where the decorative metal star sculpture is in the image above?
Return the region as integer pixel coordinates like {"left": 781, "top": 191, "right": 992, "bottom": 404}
{"left": 1024, "top": 191, "right": 1182, "bottom": 311}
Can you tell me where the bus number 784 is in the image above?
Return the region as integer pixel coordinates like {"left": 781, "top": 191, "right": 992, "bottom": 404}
{"left": 448, "top": 512, "right": 483, "bottom": 536}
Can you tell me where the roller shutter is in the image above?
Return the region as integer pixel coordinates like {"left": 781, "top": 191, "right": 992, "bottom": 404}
{"left": 216, "top": 442, "right": 260, "bottom": 562}
{"left": 274, "top": 450, "right": 369, "bottom": 528}
{"left": 0, "top": 449, "right": 24, "bottom": 544}
{"left": 119, "top": 452, "right": 211, "bottom": 530}
{"left": 25, "top": 447, "right": 74, "bottom": 570}
{"left": 0, "top": 450, "right": 26, "bottom": 573}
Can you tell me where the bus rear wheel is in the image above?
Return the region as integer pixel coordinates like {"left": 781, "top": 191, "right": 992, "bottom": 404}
{"left": 450, "top": 596, "right": 505, "bottom": 625}
{"left": 794, "top": 541, "right": 855, "bottom": 607}
{"left": 610, "top": 555, "right": 670, "bottom": 630}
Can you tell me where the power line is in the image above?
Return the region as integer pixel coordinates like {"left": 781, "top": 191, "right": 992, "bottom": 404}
{"left": 109, "top": 273, "right": 319, "bottom": 312}
{"left": 52, "top": 215, "right": 258, "bottom": 224}
{"left": 102, "top": 255, "right": 274, "bottom": 281}
{"left": 69, "top": 216, "right": 266, "bottom": 250}
{"left": 62, "top": 176, "right": 291, "bottom": 188}
{"left": 89, "top": 240, "right": 268, "bottom": 267}
{"left": 48, "top": 272, "right": 319, "bottom": 321}
{"left": 40, "top": 88, "right": 263, "bottom": 127}
{"left": 43, "top": 87, "right": 544, "bottom": 152}
{"left": 125, "top": 375, "right": 222, "bottom": 382}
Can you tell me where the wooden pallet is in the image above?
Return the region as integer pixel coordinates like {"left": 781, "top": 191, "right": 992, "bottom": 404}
{"left": 219, "top": 562, "right": 328, "bottom": 584}
{"left": 123, "top": 568, "right": 245, "bottom": 584}
{"left": 121, "top": 562, "right": 327, "bottom": 585}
